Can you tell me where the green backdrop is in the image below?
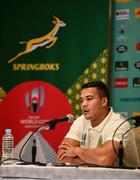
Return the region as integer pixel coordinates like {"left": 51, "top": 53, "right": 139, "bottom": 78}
{"left": 0, "top": 0, "right": 110, "bottom": 116}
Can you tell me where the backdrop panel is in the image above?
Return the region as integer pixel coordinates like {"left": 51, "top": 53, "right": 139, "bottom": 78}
{"left": 0, "top": 0, "right": 110, "bottom": 159}
{"left": 110, "top": 0, "right": 140, "bottom": 120}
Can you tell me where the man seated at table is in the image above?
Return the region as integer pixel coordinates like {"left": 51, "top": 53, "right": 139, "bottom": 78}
{"left": 57, "top": 80, "right": 139, "bottom": 167}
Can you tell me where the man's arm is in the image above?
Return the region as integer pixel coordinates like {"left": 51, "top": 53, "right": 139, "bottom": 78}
{"left": 58, "top": 139, "right": 121, "bottom": 166}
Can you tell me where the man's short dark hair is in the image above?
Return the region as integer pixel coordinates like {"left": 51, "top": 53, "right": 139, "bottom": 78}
{"left": 82, "top": 80, "right": 109, "bottom": 100}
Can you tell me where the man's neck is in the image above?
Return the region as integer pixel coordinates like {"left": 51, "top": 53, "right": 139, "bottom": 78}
{"left": 91, "top": 108, "right": 110, "bottom": 127}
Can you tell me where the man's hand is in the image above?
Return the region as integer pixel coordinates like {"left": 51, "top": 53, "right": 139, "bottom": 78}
{"left": 57, "top": 138, "right": 85, "bottom": 165}
{"left": 58, "top": 142, "right": 78, "bottom": 160}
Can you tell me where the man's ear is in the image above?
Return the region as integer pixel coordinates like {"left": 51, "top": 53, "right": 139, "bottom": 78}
{"left": 102, "top": 97, "right": 108, "bottom": 107}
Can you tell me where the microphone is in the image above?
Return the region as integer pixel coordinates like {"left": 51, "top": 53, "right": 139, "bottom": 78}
{"left": 45, "top": 114, "right": 74, "bottom": 124}
{"left": 44, "top": 114, "right": 74, "bottom": 130}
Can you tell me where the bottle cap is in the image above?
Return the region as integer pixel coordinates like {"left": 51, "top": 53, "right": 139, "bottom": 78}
{"left": 5, "top": 129, "right": 11, "bottom": 134}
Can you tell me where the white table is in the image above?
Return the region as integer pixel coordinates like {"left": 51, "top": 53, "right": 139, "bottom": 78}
{"left": 0, "top": 164, "right": 140, "bottom": 179}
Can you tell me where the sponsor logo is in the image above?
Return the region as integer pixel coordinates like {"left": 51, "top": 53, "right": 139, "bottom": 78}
{"left": 114, "top": 78, "right": 128, "bottom": 88}
{"left": 116, "top": 9, "right": 129, "bottom": 20}
{"left": 133, "top": 77, "right": 140, "bottom": 87}
{"left": 117, "top": 25, "right": 127, "bottom": 41}
{"left": 134, "top": 8, "right": 140, "bottom": 18}
{"left": 115, "top": 61, "right": 128, "bottom": 71}
{"left": 120, "top": 25, "right": 125, "bottom": 34}
{"left": 116, "top": 45, "right": 127, "bottom": 53}
{"left": 116, "top": 0, "right": 130, "bottom": 2}
{"left": 134, "top": 61, "right": 140, "bottom": 69}
{"left": 25, "top": 86, "right": 45, "bottom": 113}
{"left": 120, "top": 97, "right": 140, "bottom": 102}
{"left": 136, "top": 42, "right": 140, "bottom": 51}
{"left": 8, "top": 16, "right": 66, "bottom": 63}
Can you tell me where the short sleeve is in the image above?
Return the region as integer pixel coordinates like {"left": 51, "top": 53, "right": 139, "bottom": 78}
{"left": 65, "top": 115, "right": 86, "bottom": 142}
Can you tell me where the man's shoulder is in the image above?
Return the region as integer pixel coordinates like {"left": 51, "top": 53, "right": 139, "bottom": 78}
{"left": 110, "top": 111, "right": 130, "bottom": 127}
{"left": 75, "top": 114, "right": 85, "bottom": 121}
{"left": 112, "top": 111, "right": 126, "bottom": 120}
{"left": 72, "top": 115, "right": 88, "bottom": 127}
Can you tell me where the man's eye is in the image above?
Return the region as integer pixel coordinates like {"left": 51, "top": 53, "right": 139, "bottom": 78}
{"left": 80, "top": 99, "right": 83, "bottom": 103}
{"left": 87, "top": 98, "right": 93, "bottom": 101}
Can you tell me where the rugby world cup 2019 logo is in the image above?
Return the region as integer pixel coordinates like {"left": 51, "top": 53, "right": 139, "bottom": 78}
{"left": 25, "top": 86, "right": 45, "bottom": 113}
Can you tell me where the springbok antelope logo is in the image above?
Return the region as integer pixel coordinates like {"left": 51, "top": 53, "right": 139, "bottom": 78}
{"left": 8, "top": 16, "right": 66, "bottom": 63}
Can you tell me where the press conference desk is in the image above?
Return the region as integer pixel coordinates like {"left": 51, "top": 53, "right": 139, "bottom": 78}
{"left": 0, "top": 164, "right": 140, "bottom": 179}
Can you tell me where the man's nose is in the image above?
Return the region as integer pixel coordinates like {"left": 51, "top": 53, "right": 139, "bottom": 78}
{"left": 81, "top": 100, "right": 87, "bottom": 107}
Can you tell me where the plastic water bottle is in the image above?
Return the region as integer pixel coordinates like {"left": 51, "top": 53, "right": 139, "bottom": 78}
{"left": 2, "top": 129, "right": 14, "bottom": 164}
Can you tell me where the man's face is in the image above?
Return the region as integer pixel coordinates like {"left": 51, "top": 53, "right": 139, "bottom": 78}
{"left": 80, "top": 87, "right": 105, "bottom": 121}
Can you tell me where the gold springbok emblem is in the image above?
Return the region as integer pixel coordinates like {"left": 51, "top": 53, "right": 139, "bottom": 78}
{"left": 8, "top": 16, "right": 66, "bottom": 63}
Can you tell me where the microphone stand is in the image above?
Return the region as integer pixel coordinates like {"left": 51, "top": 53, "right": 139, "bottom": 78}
{"left": 32, "top": 133, "right": 37, "bottom": 164}
{"left": 119, "top": 126, "right": 134, "bottom": 167}
{"left": 112, "top": 116, "right": 140, "bottom": 168}
{"left": 118, "top": 141, "right": 124, "bottom": 167}
{"left": 19, "top": 124, "right": 50, "bottom": 164}
{"left": 112, "top": 119, "right": 128, "bottom": 157}
{"left": 18, "top": 114, "right": 74, "bottom": 165}
{"left": 18, "top": 120, "right": 58, "bottom": 164}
